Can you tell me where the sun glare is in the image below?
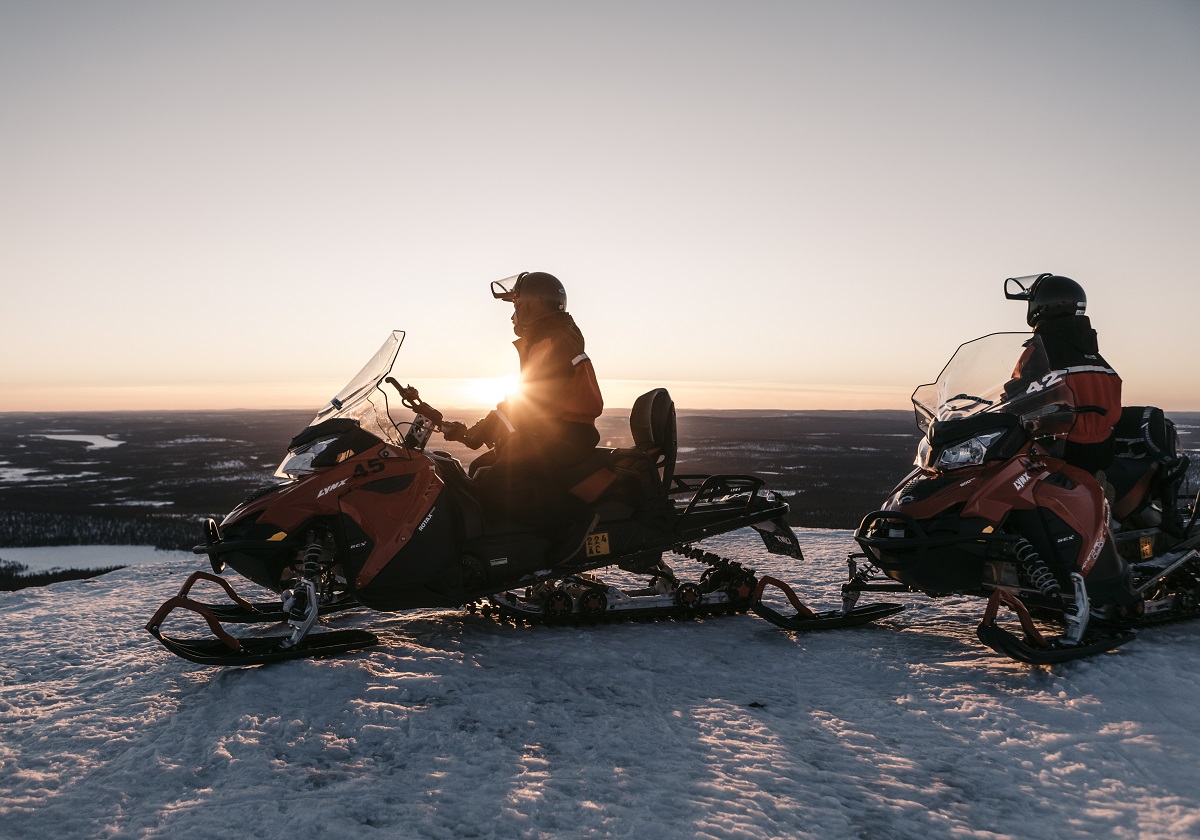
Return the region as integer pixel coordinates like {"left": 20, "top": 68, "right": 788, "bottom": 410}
{"left": 462, "top": 376, "right": 520, "bottom": 407}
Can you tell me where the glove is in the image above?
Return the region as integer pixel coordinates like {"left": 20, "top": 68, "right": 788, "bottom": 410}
{"left": 441, "top": 421, "right": 470, "bottom": 443}
{"left": 443, "top": 419, "right": 490, "bottom": 450}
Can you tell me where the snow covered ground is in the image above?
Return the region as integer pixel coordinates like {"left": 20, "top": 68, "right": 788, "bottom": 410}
{"left": 2, "top": 528, "right": 1199, "bottom": 840}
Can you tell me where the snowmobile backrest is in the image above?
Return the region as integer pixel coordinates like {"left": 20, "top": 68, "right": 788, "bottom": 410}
{"left": 1113, "top": 406, "right": 1186, "bottom": 474}
{"left": 1110, "top": 405, "right": 1190, "bottom": 531}
{"left": 630, "top": 388, "right": 677, "bottom": 489}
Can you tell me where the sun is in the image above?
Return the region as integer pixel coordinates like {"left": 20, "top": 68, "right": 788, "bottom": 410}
{"left": 461, "top": 376, "right": 521, "bottom": 407}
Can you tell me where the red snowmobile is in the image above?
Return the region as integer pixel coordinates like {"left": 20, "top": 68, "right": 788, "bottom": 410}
{"left": 147, "top": 330, "right": 815, "bottom": 666}
{"left": 754, "top": 331, "right": 1198, "bottom": 664}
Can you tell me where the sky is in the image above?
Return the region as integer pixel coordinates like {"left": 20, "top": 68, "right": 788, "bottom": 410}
{"left": 1, "top": 0, "right": 1197, "bottom": 414}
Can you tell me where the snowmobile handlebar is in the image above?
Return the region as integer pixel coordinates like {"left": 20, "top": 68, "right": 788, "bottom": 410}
{"left": 386, "top": 378, "right": 444, "bottom": 428}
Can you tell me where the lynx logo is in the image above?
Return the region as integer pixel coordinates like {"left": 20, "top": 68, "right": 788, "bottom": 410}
{"left": 585, "top": 532, "right": 611, "bottom": 558}
{"left": 417, "top": 508, "right": 435, "bottom": 532}
{"left": 1012, "top": 473, "right": 1032, "bottom": 492}
{"left": 317, "top": 478, "right": 349, "bottom": 498}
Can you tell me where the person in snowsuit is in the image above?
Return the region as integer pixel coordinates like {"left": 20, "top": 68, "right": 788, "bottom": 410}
{"left": 1005, "top": 273, "right": 1122, "bottom": 473}
{"left": 443, "top": 272, "right": 603, "bottom": 562}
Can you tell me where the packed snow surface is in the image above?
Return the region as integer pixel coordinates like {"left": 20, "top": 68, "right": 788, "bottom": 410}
{"left": 2, "top": 529, "right": 1199, "bottom": 840}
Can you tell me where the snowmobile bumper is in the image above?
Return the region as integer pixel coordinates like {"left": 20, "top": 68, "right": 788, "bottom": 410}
{"left": 854, "top": 510, "right": 1017, "bottom": 594}
{"left": 192, "top": 517, "right": 300, "bottom": 589}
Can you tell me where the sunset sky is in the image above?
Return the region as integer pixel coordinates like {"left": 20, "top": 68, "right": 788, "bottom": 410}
{"left": 2, "top": 1, "right": 1197, "bottom": 414}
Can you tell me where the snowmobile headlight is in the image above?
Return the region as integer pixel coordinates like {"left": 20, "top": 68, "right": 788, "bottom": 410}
{"left": 932, "top": 431, "right": 1005, "bottom": 471}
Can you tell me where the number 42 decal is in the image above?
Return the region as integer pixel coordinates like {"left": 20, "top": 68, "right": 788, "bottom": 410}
{"left": 1025, "top": 369, "right": 1066, "bottom": 395}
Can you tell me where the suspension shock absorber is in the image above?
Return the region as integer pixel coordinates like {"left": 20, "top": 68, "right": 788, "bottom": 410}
{"left": 1014, "top": 537, "right": 1061, "bottom": 597}
{"left": 285, "top": 529, "right": 328, "bottom": 620}
{"left": 300, "top": 529, "right": 325, "bottom": 578}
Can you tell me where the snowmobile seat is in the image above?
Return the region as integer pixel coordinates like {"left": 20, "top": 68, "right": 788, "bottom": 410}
{"left": 1106, "top": 406, "right": 1190, "bottom": 530}
{"left": 566, "top": 389, "right": 678, "bottom": 508}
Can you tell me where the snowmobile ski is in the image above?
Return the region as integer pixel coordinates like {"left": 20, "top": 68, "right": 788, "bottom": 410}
{"left": 975, "top": 587, "right": 1135, "bottom": 665}
{"left": 151, "top": 570, "right": 362, "bottom": 624}
{"left": 751, "top": 575, "right": 905, "bottom": 631}
{"left": 146, "top": 626, "right": 379, "bottom": 667}
{"left": 200, "top": 595, "right": 360, "bottom": 624}
{"left": 144, "top": 571, "right": 376, "bottom": 666}
{"left": 975, "top": 622, "right": 1135, "bottom": 665}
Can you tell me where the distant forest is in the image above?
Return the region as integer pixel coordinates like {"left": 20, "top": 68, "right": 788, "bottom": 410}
{"left": 0, "top": 557, "right": 124, "bottom": 591}
{"left": 0, "top": 509, "right": 200, "bottom": 551}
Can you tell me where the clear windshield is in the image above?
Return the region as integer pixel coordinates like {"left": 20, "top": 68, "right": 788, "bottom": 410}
{"left": 308, "top": 329, "right": 408, "bottom": 446}
{"left": 912, "top": 332, "right": 1077, "bottom": 436}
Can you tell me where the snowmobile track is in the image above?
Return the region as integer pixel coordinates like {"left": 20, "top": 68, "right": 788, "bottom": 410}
{"left": 474, "top": 543, "right": 761, "bottom": 627}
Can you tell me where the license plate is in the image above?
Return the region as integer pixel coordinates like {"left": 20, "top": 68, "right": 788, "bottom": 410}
{"left": 585, "top": 532, "right": 611, "bottom": 557}
{"left": 1140, "top": 535, "right": 1155, "bottom": 560}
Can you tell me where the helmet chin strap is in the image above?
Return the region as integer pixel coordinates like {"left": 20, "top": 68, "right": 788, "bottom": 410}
{"left": 512, "top": 301, "right": 555, "bottom": 336}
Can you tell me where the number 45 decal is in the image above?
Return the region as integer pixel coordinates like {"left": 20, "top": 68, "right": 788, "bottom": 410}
{"left": 352, "top": 458, "right": 386, "bottom": 477}
{"left": 1025, "top": 369, "right": 1066, "bottom": 395}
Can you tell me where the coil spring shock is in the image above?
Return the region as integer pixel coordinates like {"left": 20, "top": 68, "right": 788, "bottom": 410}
{"left": 285, "top": 529, "right": 329, "bottom": 621}
{"left": 301, "top": 529, "right": 326, "bottom": 578}
{"left": 1015, "top": 537, "right": 1061, "bottom": 596}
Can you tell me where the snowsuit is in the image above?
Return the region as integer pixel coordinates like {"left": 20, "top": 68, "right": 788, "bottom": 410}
{"left": 1023, "top": 315, "right": 1122, "bottom": 472}
{"left": 470, "top": 311, "right": 603, "bottom": 531}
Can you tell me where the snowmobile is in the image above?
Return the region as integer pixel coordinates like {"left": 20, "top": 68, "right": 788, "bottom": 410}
{"left": 146, "top": 330, "right": 810, "bottom": 666}
{"left": 754, "top": 331, "right": 1199, "bottom": 664}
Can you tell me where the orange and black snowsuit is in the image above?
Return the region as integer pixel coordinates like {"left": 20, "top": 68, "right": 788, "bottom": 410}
{"left": 1034, "top": 315, "right": 1122, "bottom": 471}
{"left": 496, "top": 311, "right": 603, "bottom": 440}
{"left": 473, "top": 312, "right": 604, "bottom": 528}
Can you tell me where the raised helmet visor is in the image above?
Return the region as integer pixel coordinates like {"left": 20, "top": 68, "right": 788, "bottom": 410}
{"left": 490, "top": 273, "right": 527, "bottom": 302}
{"left": 1004, "top": 273, "right": 1051, "bottom": 301}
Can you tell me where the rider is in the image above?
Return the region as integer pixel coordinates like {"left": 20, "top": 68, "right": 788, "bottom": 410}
{"left": 1005, "top": 273, "right": 1122, "bottom": 473}
{"left": 443, "top": 272, "right": 603, "bottom": 562}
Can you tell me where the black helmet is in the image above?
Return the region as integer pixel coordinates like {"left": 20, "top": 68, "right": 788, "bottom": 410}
{"left": 1004, "top": 273, "right": 1086, "bottom": 327}
{"left": 490, "top": 272, "right": 567, "bottom": 311}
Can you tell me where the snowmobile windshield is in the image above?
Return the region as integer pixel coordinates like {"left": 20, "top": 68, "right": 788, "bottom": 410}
{"left": 275, "top": 331, "right": 409, "bottom": 477}
{"left": 911, "top": 332, "right": 1077, "bottom": 438}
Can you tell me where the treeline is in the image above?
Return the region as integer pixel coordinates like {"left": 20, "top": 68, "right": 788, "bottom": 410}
{"left": 780, "top": 487, "right": 894, "bottom": 530}
{"left": 0, "top": 509, "right": 207, "bottom": 551}
{"left": 0, "top": 558, "right": 126, "bottom": 592}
